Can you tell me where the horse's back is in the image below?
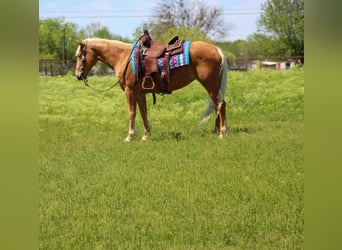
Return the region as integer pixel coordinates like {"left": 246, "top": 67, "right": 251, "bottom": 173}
{"left": 189, "top": 41, "right": 223, "bottom": 66}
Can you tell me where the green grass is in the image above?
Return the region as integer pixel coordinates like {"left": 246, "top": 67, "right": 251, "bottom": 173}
{"left": 39, "top": 68, "right": 304, "bottom": 249}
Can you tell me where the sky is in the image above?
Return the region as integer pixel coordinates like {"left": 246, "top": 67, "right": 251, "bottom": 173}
{"left": 39, "top": 0, "right": 267, "bottom": 41}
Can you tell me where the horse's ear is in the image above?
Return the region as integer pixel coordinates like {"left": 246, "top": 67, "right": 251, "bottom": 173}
{"left": 75, "top": 40, "right": 84, "bottom": 46}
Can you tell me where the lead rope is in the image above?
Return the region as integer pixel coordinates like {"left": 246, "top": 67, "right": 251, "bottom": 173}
{"left": 82, "top": 75, "right": 119, "bottom": 92}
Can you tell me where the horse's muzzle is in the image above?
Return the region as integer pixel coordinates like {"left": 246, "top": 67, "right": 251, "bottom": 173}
{"left": 76, "top": 72, "right": 87, "bottom": 81}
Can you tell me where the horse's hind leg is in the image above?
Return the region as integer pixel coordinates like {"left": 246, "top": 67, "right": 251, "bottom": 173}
{"left": 216, "top": 100, "right": 228, "bottom": 138}
{"left": 202, "top": 88, "right": 228, "bottom": 138}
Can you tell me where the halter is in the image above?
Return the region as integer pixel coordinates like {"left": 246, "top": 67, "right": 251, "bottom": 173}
{"left": 77, "top": 41, "right": 89, "bottom": 85}
{"left": 77, "top": 41, "right": 120, "bottom": 92}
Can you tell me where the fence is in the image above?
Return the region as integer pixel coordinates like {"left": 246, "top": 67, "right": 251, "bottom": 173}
{"left": 229, "top": 56, "right": 304, "bottom": 71}
{"left": 39, "top": 60, "right": 76, "bottom": 76}
{"left": 39, "top": 56, "right": 304, "bottom": 76}
{"left": 39, "top": 59, "right": 115, "bottom": 76}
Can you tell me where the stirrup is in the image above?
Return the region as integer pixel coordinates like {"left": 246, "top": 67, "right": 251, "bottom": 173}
{"left": 141, "top": 76, "right": 155, "bottom": 90}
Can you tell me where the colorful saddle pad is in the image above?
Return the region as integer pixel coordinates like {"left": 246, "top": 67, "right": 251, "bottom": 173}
{"left": 131, "top": 40, "right": 191, "bottom": 75}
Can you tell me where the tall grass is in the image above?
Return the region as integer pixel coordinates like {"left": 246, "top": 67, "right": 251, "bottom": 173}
{"left": 39, "top": 68, "right": 304, "bottom": 249}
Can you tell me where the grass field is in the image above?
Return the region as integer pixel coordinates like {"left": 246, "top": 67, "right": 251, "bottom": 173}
{"left": 39, "top": 67, "right": 304, "bottom": 249}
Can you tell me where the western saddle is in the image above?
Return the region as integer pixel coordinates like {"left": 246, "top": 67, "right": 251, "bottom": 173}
{"left": 135, "top": 30, "right": 184, "bottom": 94}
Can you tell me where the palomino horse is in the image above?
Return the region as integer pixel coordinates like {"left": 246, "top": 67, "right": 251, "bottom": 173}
{"left": 75, "top": 38, "right": 228, "bottom": 141}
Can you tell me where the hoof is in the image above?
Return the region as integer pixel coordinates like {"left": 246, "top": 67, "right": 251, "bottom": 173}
{"left": 141, "top": 135, "right": 148, "bottom": 141}
{"left": 124, "top": 135, "right": 134, "bottom": 142}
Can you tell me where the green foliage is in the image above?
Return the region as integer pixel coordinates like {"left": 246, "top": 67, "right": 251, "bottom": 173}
{"left": 217, "top": 40, "right": 250, "bottom": 67}
{"left": 39, "top": 18, "right": 79, "bottom": 60}
{"left": 217, "top": 0, "right": 304, "bottom": 59}
{"left": 39, "top": 19, "right": 132, "bottom": 61}
{"left": 246, "top": 33, "right": 291, "bottom": 57}
{"left": 228, "top": 40, "right": 249, "bottom": 58}
{"left": 218, "top": 34, "right": 292, "bottom": 60}
{"left": 258, "top": 0, "right": 304, "bottom": 56}
{"left": 224, "top": 50, "right": 236, "bottom": 66}
{"left": 39, "top": 68, "right": 303, "bottom": 249}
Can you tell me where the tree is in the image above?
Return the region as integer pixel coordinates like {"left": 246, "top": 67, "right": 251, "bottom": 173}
{"left": 136, "top": 0, "right": 230, "bottom": 41}
{"left": 246, "top": 33, "right": 291, "bottom": 58}
{"left": 258, "top": 0, "right": 304, "bottom": 56}
{"left": 39, "top": 18, "right": 79, "bottom": 60}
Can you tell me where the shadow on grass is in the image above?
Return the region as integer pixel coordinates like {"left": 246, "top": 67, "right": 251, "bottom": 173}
{"left": 230, "top": 126, "right": 255, "bottom": 134}
{"left": 147, "top": 126, "right": 256, "bottom": 142}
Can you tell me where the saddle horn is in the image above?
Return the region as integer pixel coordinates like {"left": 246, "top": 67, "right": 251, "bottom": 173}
{"left": 142, "top": 30, "right": 152, "bottom": 48}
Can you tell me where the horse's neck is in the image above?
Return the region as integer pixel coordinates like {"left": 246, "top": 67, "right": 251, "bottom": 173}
{"left": 91, "top": 40, "right": 130, "bottom": 72}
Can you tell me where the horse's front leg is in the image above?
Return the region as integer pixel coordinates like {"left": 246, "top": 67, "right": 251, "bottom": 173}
{"left": 137, "top": 93, "right": 151, "bottom": 141}
{"left": 124, "top": 87, "right": 137, "bottom": 142}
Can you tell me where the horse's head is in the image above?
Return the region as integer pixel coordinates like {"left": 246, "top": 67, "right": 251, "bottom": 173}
{"left": 75, "top": 40, "right": 97, "bottom": 82}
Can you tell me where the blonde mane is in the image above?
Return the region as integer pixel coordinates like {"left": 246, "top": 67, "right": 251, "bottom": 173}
{"left": 75, "top": 46, "right": 81, "bottom": 57}
{"left": 75, "top": 38, "right": 129, "bottom": 57}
